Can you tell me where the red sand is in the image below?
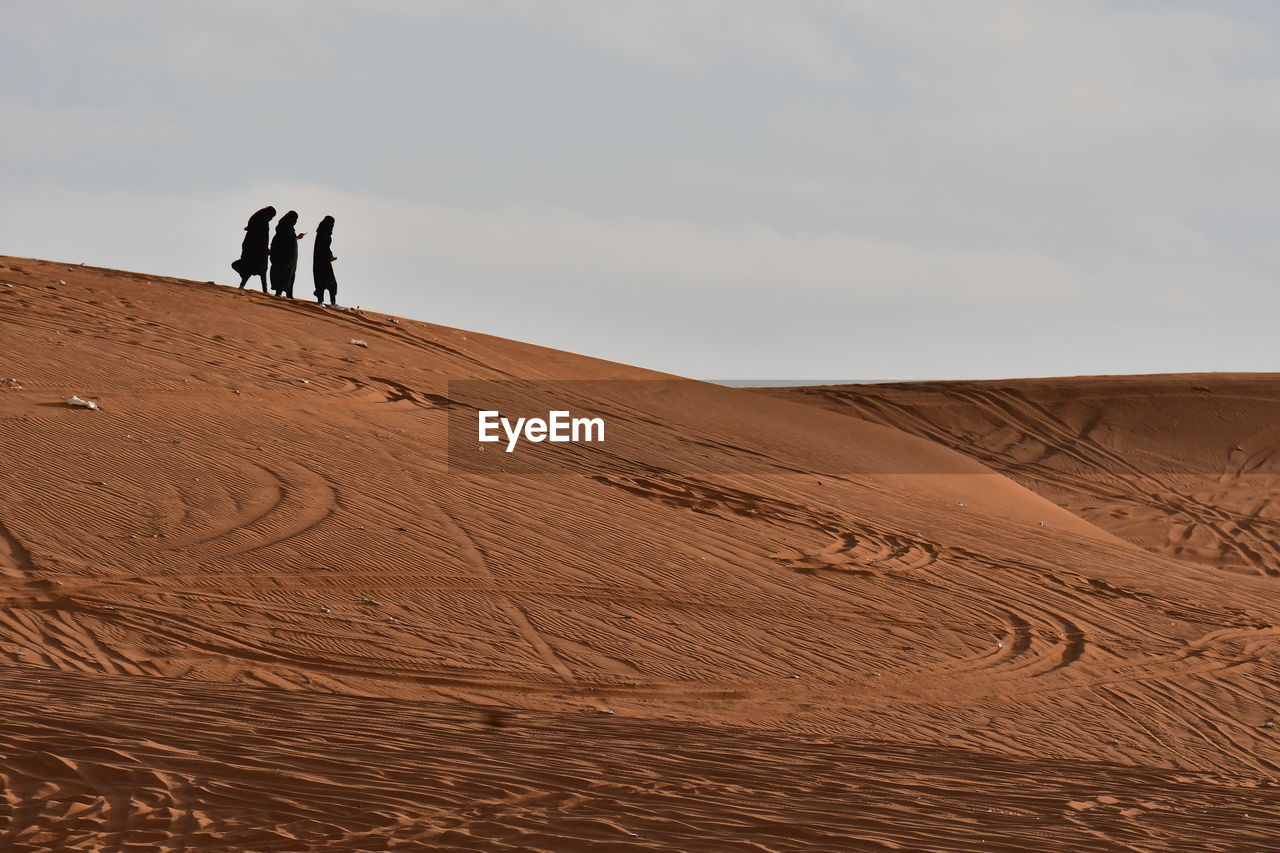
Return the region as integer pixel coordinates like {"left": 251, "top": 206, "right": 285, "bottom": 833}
{"left": 1, "top": 256, "right": 1278, "bottom": 850}
{"left": 765, "top": 377, "right": 1280, "bottom": 576}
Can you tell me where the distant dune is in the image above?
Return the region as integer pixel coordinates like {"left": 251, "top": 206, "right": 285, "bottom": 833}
{"left": 764, "top": 376, "right": 1280, "bottom": 576}
{"left": 2, "top": 256, "right": 1278, "bottom": 850}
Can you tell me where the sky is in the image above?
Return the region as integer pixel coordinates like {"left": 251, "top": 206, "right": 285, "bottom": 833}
{"left": 4, "top": 0, "right": 1280, "bottom": 381}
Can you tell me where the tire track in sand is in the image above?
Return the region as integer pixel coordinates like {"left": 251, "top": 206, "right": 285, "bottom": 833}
{"left": 428, "top": 495, "right": 578, "bottom": 687}
{"left": 162, "top": 460, "right": 337, "bottom": 564}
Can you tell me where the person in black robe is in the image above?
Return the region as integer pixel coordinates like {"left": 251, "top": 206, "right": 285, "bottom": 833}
{"left": 312, "top": 215, "right": 338, "bottom": 306}
{"left": 269, "top": 210, "right": 305, "bottom": 298}
{"left": 231, "top": 206, "right": 275, "bottom": 291}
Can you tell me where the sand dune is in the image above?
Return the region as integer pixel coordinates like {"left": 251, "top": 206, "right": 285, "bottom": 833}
{"left": 2, "top": 256, "right": 1279, "bottom": 850}
{"left": 766, "top": 377, "right": 1280, "bottom": 576}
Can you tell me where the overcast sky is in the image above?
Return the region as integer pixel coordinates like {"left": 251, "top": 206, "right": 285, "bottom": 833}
{"left": 4, "top": 1, "right": 1280, "bottom": 380}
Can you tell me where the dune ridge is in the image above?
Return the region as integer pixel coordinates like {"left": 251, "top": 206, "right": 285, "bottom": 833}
{"left": 765, "top": 377, "right": 1280, "bottom": 576}
{"left": 2, "top": 256, "right": 1279, "bottom": 850}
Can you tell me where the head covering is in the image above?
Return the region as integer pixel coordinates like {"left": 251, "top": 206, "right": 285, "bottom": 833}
{"left": 246, "top": 206, "right": 276, "bottom": 230}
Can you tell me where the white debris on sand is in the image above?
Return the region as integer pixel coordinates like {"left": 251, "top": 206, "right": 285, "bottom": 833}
{"left": 350, "top": 339, "right": 369, "bottom": 348}
{"left": 66, "top": 395, "right": 98, "bottom": 410}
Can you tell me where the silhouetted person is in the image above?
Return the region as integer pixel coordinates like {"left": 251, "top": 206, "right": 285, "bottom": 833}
{"left": 232, "top": 206, "right": 275, "bottom": 292}
{"left": 269, "top": 210, "right": 305, "bottom": 298}
{"left": 313, "top": 215, "right": 338, "bottom": 306}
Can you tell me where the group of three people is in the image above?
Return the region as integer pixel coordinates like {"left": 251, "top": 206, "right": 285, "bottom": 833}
{"left": 232, "top": 207, "right": 339, "bottom": 306}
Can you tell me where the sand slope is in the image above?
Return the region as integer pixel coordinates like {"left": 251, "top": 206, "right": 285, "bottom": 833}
{"left": 2, "top": 257, "right": 1279, "bottom": 850}
{"left": 765, "top": 377, "right": 1280, "bottom": 576}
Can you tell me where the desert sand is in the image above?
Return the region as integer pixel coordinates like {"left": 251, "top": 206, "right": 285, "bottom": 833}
{"left": 1, "top": 255, "right": 1278, "bottom": 851}
{"left": 765, "top": 377, "right": 1280, "bottom": 576}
